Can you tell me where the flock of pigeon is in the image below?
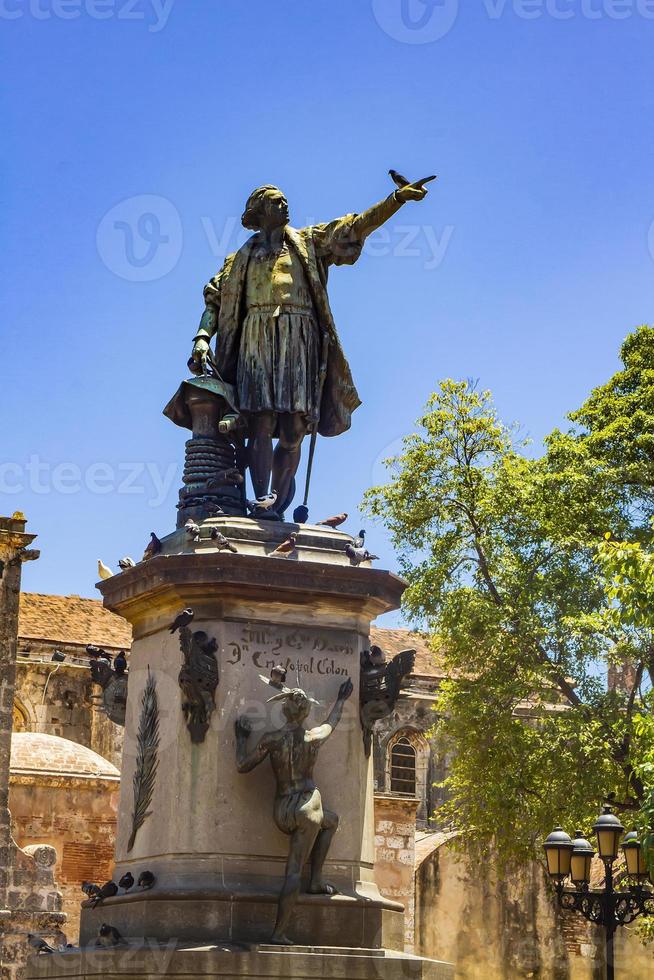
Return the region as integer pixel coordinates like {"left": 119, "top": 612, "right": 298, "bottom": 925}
{"left": 29, "top": 923, "right": 125, "bottom": 954}
{"left": 28, "top": 873, "right": 154, "bottom": 954}
{"left": 98, "top": 509, "right": 379, "bottom": 579}
{"left": 86, "top": 645, "right": 127, "bottom": 673}
{"left": 82, "top": 870, "right": 155, "bottom": 907}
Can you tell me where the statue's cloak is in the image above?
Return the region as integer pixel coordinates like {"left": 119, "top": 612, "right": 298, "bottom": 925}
{"left": 203, "top": 218, "right": 365, "bottom": 438}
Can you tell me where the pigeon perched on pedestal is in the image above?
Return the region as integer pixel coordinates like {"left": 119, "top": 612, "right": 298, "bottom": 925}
{"left": 210, "top": 528, "right": 238, "bottom": 553}
{"left": 96, "top": 924, "right": 124, "bottom": 948}
{"left": 118, "top": 872, "right": 134, "bottom": 891}
{"left": 270, "top": 533, "right": 298, "bottom": 558}
{"left": 28, "top": 935, "right": 56, "bottom": 955}
{"left": 184, "top": 519, "right": 201, "bottom": 542}
{"left": 247, "top": 491, "right": 278, "bottom": 514}
{"left": 317, "top": 513, "right": 348, "bottom": 528}
{"left": 97, "top": 560, "right": 113, "bottom": 581}
{"left": 345, "top": 544, "right": 379, "bottom": 567}
{"left": 259, "top": 665, "right": 288, "bottom": 691}
{"left": 118, "top": 557, "right": 136, "bottom": 571}
{"left": 353, "top": 530, "right": 366, "bottom": 549}
{"left": 169, "top": 609, "right": 194, "bottom": 634}
{"left": 82, "top": 880, "right": 118, "bottom": 907}
{"left": 114, "top": 652, "right": 128, "bottom": 676}
{"left": 137, "top": 870, "right": 156, "bottom": 890}
{"left": 142, "top": 532, "right": 162, "bottom": 561}
{"left": 369, "top": 645, "right": 386, "bottom": 666}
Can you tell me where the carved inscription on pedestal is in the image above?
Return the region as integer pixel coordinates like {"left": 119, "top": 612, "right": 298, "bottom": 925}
{"left": 222, "top": 623, "right": 355, "bottom": 679}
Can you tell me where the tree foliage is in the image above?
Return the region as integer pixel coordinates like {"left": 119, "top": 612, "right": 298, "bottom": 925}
{"left": 364, "top": 327, "right": 654, "bottom": 866}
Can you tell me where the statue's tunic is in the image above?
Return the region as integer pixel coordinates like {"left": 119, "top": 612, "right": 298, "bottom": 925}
{"left": 238, "top": 245, "right": 320, "bottom": 419}
{"left": 196, "top": 196, "right": 404, "bottom": 438}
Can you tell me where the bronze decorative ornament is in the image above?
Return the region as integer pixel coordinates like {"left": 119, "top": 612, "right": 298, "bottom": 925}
{"left": 178, "top": 626, "right": 219, "bottom": 743}
{"left": 127, "top": 668, "right": 160, "bottom": 852}
{"left": 359, "top": 645, "right": 416, "bottom": 756}
{"left": 88, "top": 654, "right": 128, "bottom": 727}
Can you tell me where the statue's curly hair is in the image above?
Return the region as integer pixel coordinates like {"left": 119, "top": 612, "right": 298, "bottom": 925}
{"left": 241, "top": 185, "right": 285, "bottom": 231}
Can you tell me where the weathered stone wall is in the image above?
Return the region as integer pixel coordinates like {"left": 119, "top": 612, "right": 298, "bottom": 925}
{"left": 414, "top": 839, "right": 583, "bottom": 979}
{"left": 0, "top": 844, "right": 65, "bottom": 980}
{"left": 13, "top": 655, "right": 123, "bottom": 770}
{"left": 413, "top": 837, "right": 654, "bottom": 980}
{"left": 374, "top": 795, "right": 419, "bottom": 952}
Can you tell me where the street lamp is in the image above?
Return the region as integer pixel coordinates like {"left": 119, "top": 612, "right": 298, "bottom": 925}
{"left": 570, "top": 831, "right": 594, "bottom": 886}
{"left": 544, "top": 806, "right": 654, "bottom": 980}
{"left": 622, "top": 831, "right": 649, "bottom": 882}
{"left": 544, "top": 827, "right": 573, "bottom": 881}
{"left": 593, "top": 806, "right": 624, "bottom": 861}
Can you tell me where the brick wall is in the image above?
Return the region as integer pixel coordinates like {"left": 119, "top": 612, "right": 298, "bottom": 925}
{"left": 9, "top": 776, "right": 119, "bottom": 943}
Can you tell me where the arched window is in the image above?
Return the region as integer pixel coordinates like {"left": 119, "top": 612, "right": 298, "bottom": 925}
{"left": 390, "top": 736, "right": 417, "bottom": 796}
{"left": 13, "top": 700, "right": 28, "bottom": 732}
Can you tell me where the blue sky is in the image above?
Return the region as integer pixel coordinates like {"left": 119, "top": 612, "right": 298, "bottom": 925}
{"left": 1, "top": 1, "right": 653, "bottom": 626}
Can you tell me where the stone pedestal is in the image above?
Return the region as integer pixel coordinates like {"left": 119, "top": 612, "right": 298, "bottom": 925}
{"left": 26, "top": 941, "right": 454, "bottom": 979}
{"left": 28, "top": 516, "right": 454, "bottom": 978}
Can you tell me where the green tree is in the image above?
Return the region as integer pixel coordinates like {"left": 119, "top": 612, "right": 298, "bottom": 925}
{"left": 564, "top": 324, "right": 654, "bottom": 520}
{"left": 364, "top": 327, "right": 654, "bottom": 864}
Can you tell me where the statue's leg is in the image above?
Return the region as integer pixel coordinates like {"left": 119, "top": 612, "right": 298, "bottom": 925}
{"left": 271, "top": 821, "right": 320, "bottom": 944}
{"left": 273, "top": 413, "right": 309, "bottom": 512}
{"left": 308, "top": 808, "right": 339, "bottom": 895}
{"left": 248, "top": 411, "right": 276, "bottom": 500}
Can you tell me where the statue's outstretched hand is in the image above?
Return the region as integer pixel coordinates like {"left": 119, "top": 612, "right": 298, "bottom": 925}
{"left": 338, "top": 678, "right": 354, "bottom": 702}
{"left": 396, "top": 183, "right": 429, "bottom": 203}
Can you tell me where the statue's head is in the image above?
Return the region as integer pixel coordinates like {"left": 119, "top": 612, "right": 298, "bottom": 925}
{"left": 242, "top": 185, "right": 289, "bottom": 232}
{"left": 281, "top": 689, "right": 311, "bottom": 723}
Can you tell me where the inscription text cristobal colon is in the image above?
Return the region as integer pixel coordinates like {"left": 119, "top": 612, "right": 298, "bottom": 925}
{"left": 224, "top": 624, "right": 354, "bottom": 678}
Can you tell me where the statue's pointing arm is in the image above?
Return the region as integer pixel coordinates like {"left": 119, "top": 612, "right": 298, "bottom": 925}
{"left": 307, "top": 678, "right": 354, "bottom": 745}
{"left": 313, "top": 183, "right": 430, "bottom": 267}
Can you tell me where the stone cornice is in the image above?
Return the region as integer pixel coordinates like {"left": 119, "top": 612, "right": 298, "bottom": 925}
{"left": 98, "top": 552, "right": 406, "bottom": 629}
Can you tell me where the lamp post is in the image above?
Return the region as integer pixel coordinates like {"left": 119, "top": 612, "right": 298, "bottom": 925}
{"left": 544, "top": 806, "right": 654, "bottom": 980}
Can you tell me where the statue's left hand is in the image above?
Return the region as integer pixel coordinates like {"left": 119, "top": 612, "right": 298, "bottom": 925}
{"left": 192, "top": 338, "right": 211, "bottom": 372}
{"left": 338, "top": 678, "right": 354, "bottom": 702}
{"left": 395, "top": 183, "right": 429, "bottom": 203}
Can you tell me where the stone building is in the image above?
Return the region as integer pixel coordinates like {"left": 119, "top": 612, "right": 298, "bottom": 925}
{"left": 0, "top": 518, "right": 65, "bottom": 980}
{"left": 6, "top": 590, "right": 654, "bottom": 976}
{"left": 9, "top": 733, "right": 119, "bottom": 943}
{"left": 14, "top": 593, "right": 130, "bottom": 769}
{"left": 4, "top": 592, "right": 129, "bottom": 954}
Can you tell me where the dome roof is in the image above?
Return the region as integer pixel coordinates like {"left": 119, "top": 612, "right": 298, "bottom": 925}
{"left": 10, "top": 732, "right": 119, "bottom": 780}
